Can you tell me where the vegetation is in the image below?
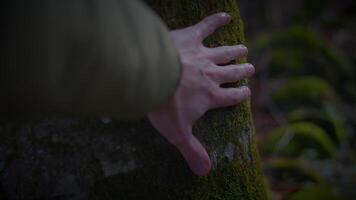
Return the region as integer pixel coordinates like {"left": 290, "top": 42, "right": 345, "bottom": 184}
{"left": 241, "top": 0, "right": 356, "bottom": 199}
{"left": 272, "top": 76, "right": 338, "bottom": 110}
{"left": 261, "top": 122, "right": 336, "bottom": 159}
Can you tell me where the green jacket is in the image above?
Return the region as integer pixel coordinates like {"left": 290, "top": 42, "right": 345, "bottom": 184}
{"left": 0, "top": 0, "right": 181, "bottom": 119}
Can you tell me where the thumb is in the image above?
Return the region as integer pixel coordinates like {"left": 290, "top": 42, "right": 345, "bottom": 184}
{"left": 174, "top": 132, "right": 212, "bottom": 176}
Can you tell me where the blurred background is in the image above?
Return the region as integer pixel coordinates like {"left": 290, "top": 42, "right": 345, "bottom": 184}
{"left": 238, "top": 0, "right": 356, "bottom": 199}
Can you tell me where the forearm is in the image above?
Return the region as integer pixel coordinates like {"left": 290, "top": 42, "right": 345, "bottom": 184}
{"left": 0, "top": 0, "right": 181, "bottom": 119}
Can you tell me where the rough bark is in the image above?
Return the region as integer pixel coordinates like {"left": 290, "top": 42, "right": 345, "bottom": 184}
{"left": 0, "top": 1, "right": 268, "bottom": 200}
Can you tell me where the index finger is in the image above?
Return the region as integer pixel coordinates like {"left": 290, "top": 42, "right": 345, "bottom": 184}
{"left": 194, "top": 12, "right": 231, "bottom": 41}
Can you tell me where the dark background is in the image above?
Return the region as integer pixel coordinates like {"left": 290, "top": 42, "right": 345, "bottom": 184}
{"left": 239, "top": 0, "right": 356, "bottom": 199}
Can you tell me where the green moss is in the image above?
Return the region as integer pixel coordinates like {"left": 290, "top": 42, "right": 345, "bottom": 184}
{"left": 261, "top": 122, "right": 336, "bottom": 159}
{"left": 191, "top": 161, "right": 266, "bottom": 200}
{"left": 264, "top": 158, "right": 322, "bottom": 184}
{"left": 272, "top": 76, "right": 338, "bottom": 110}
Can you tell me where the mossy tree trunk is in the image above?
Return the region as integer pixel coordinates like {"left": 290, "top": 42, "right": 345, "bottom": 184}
{"left": 0, "top": 1, "right": 267, "bottom": 200}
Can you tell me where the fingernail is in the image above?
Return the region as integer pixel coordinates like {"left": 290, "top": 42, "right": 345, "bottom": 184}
{"left": 220, "top": 12, "right": 231, "bottom": 19}
{"left": 238, "top": 44, "right": 247, "bottom": 50}
{"left": 238, "top": 45, "right": 248, "bottom": 54}
{"left": 242, "top": 63, "right": 253, "bottom": 75}
{"left": 245, "top": 63, "right": 254, "bottom": 69}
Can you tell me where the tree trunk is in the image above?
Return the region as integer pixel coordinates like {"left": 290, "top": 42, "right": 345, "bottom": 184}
{"left": 0, "top": 1, "right": 268, "bottom": 200}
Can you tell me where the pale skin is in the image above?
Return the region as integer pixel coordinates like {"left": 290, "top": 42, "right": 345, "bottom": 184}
{"left": 148, "top": 13, "right": 255, "bottom": 176}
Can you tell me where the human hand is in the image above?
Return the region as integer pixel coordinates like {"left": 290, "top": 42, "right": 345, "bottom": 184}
{"left": 148, "top": 13, "right": 254, "bottom": 176}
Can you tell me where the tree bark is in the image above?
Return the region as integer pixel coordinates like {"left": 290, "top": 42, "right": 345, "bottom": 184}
{"left": 0, "top": 1, "right": 268, "bottom": 200}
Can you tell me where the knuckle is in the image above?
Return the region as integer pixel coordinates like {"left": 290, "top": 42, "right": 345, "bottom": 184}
{"left": 202, "top": 67, "right": 215, "bottom": 78}
{"left": 212, "top": 86, "right": 251, "bottom": 108}
{"left": 237, "top": 63, "right": 255, "bottom": 78}
{"left": 192, "top": 25, "right": 204, "bottom": 39}
{"left": 238, "top": 45, "right": 248, "bottom": 56}
{"left": 221, "top": 91, "right": 237, "bottom": 107}
{"left": 228, "top": 66, "right": 242, "bottom": 80}
{"left": 231, "top": 65, "right": 243, "bottom": 77}
{"left": 241, "top": 65, "right": 249, "bottom": 77}
{"left": 206, "top": 87, "right": 220, "bottom": 103}
{"left": 214, "top": 13, "right": 228, "bottom": 23}
{"left": 201, "top": 59, "right": 214, "bottom": 68}
{"left": 222, "top": 49, "right": 233, "bottom": 60}
{"left": 205, "top": 15, "right": 219, "bottom": 26}
{"left": 203, "top": 67, "right": 221, "bottom": 81}
{"left": 199, "top": 67, "right": 215, "bottom": 80}
{"left": 195, "top": 28, "right": 204, "bottom": 39}
{"left": 231, "top": 87, "right": 250, "bottom": 103}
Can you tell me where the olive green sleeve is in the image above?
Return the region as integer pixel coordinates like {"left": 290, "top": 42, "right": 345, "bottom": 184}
{"left": 0, "top": 0, "right": 181, "bottom": 119}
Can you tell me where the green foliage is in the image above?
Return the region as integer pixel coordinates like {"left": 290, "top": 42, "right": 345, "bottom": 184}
{"left": 264, "top": 158, "right": 322, "bottom": 184}
{"left": 288, "top": 184, "right": 344, "bottom": 200}
{"left": 261, "top": 122, "right": 336, "bottom": 159}
{"left": 263, "top": 177, "right": 274, "bottom": 200}
{"left": 268, "top": 48, "right": 305, "bottom": 76}
{"left": 253, "top": 27, "right": 353, "bottom": 85}
{"left": 297, "top": 0, "right": 331, "bottom": 21}
{"left": 344, "top": 83, "right": 356, "bottom": 102}
{"left": 247, "top": 0, "right": 356, "bottom": 199}
{"left": 272, "top": 76, "right": 337, "bottom": 110}
{"left": 287, "top": 109, "right": 347, "bottom": 145}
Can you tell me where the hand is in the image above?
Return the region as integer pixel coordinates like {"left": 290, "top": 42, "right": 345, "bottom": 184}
{"left": 148, "top": 13, "right": 254, "bottom": 176}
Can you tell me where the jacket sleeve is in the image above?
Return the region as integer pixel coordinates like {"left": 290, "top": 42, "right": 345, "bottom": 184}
{"left": 0, "top": 0, "right": 181, "bottom": 119}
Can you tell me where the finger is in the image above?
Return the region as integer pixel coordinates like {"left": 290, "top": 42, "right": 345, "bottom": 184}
{"left": 194, "top": 12, "right": 231, "bottom": 40}
{"left": 209, "top": 63, "right": 255, "bottom": 84}
{"left": 210, "top": 86, "right": 251, "bottom": 109}
{"left": 206, "top": 45, "right": 248, "bottom": 64}
{"left": 173, "top": 131, "right": 211, "bottom": 176}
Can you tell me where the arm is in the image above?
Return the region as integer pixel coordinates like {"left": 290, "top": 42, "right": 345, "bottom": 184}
{"left": 0, "top": 0, "right": 180, "bottom": 119}
{"left": 1, "top": 1, "right": 254, "bottom": 176}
